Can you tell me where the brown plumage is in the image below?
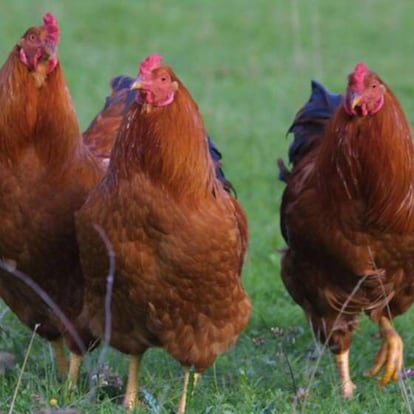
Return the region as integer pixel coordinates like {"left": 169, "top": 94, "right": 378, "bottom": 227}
{"left": 82, "top": 76, "right": 136, "bottom": 161}
{"left": 280, "top": 63, "right": 414, "bottom": 397}
{"left": 75, "top": 54, "right": 251, "bottom": 412}
{"left": 0, "top": 13, "right": 105, "bottom": 382}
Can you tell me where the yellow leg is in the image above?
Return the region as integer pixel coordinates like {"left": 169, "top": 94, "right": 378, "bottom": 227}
{"left": 67, "top": 352, "right": 83, "bottom": 391}
{"left": 51, "top": 338, "right": 68, "bottom": 377}
{"left": 367, "top": 316, "right": 403, "bottom": 386}
{"left": 123, "top": 355, "right": 142, "bottom": 410}
{"left": 335, "top": 350, "right": 356, "bottom": 398}
{"left": 192, "top": 372, "right": 201, "bottom": 396}
{"left": 178, "top": 367, "right": 190, "bottom": 414}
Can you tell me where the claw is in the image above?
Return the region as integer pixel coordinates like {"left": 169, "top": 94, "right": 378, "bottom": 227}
{"left": 366, "top": 316, "right": 403, "bottom": 387}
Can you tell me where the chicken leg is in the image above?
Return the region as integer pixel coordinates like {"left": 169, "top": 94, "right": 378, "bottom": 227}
{"left": 123, "top": 354, "right": 142, "bottom": 410}
{"left": 366, "top": 316, "right": 403, "bottom": 386}
{"left": 178, "top": 367, "right": 190, "bottom": 414}
{"left": 67, "top": 352, "right": 83, "bottom": 390}
{"left": 193, "top": 372, "right": 201, "bottom": 394}
{"left": 51, "top": 338, "right": 68, "bottom": 377}
{"left": 177, "top": 368, "right": 201, "bottom": 414}
{"left": 335, "top": 349, "right": 356, "bottom": 398}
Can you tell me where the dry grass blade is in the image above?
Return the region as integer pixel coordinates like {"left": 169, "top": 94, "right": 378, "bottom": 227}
{"left": 8, "top": 323, "right": 39, "bottom": 414}
{"left": 0, "top": 260, "right": 86, "bottom": 354}
{"left": 92, "top": 224, "right": 116, "bottom": 348}
{"left": 33, "top": 410, "right": 79, "bottom": 414}
{"left": 300, "top": 271, "right": 375, "bottom": 412}
{"left": 366, "top": 247, "right": 414, "bottom": 414}
{"left": 300, "top": 247, "right": 414, "bottom": 413}
{"left": 87, "top": 224, "right": 116, "bottom": 401}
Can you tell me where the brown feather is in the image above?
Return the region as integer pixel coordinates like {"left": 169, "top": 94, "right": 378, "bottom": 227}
{"left": 110, "top": 70, "right": 217, "bottom": 202}
{"left": 317, "top": 83, "right": 414, "bottom": 233}
{"left": 82, "top": 81, "right": 131, "bottom": 161}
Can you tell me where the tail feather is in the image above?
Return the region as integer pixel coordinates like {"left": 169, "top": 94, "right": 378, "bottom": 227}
{"left": 106, "top": 75, "right": 137, "bottom": 112}
{"left": 82, "top": 75, "right": 137, "bottom": 161}
{"left": 207, "top": 135, "right": 236, "bottom": 195}
{"left": 278, "top": 80, "right": 342, "bottom": 182}
{"left": 110, "top": 75, "right": 135, "bottom": 92}
{"left": 276, "top": 158, "right": 291, "bottom": 182}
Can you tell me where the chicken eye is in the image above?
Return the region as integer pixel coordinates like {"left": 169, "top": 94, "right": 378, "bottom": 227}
{"left": 27, "top": 33, "right": 37, "bottom": 42}
{"left": 159, "top": 72, "right": 170, "bottom": 82}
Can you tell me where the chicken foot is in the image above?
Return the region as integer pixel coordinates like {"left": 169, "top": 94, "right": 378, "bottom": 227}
{"left": 335, "top": 349, "right": 356, "bottom": 398}
{"left": 366, "top": 316, "right": 403, "bottom": 386}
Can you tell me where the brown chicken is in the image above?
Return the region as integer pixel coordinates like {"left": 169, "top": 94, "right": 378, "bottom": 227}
{"left": 75, "top": 54, "right": 251, "bottom": 412}
{"left": 280, "top": 63, "right": 414, "bottom": 397}
{"left": 0, "top": 13, "right": 104, "bottom": 383}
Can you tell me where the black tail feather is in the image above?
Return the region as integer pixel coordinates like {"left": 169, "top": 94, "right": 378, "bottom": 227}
{"left": 277, "top": 80, "right": 342, "bottom": 182}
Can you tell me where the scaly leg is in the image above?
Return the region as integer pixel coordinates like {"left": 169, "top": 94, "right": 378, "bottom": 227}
{"left": 192, "top": 372, "right": 201, "bottom": 395}
{"left": 367, "top": 316, "right": 403, "bottom": 386}
{"left": 51, "top": 338, "right": 68, "bottom": 377}
{"left": 335, "top": 349, "right": 356, "bottom": 398}
{"left": 67, "top": 352, "right": 83, "bottom": 390}
{"left": 178, "top": 367, "right": 191, "bottom": 414}
{"left": 123, "top": 355, "right": 142, "bottom": 410}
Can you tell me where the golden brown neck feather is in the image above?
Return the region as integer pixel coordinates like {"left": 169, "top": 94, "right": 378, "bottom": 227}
{"left": 110, "top": 80, "right": 217, "bottom": 201}
{"left": 317, "top": 88, "right": 414, "bottom": 232}
{"left": 35, "top": 62, "right": 85, "bottom": 169}
{"left": 0, "top": 49, "right": 84, "bottom": 170}
{"left": 0, "top": 50, "right": 39, "bottom": 159}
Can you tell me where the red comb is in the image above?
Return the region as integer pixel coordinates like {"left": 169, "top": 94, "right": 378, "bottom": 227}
{"left": 43, "top": 12, "right": 60, "bottom": 46}
{"left": 139, "top": 54, "right": 163, "bottom": 79}
{"left": 350, "top": 62, "right": 368, "bottom": 91}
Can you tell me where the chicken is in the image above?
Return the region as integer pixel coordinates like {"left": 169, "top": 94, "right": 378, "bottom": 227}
{"left": 75, "top": 54, "right": 251, "bottom": 412}
{"left": 280, "top": 63, "right": 414, "bottom": 397}
{"left": 0, "top": 13, "right": 104, "bottom": 384}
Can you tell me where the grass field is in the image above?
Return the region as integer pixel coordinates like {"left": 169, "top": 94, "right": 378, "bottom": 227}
{"left": 1, "top": 1, "right": 414, "bottom": 413}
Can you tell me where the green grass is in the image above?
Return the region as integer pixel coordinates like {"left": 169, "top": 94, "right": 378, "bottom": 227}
{"left": 1, "top": 0, "right": 414, "bottom": 412}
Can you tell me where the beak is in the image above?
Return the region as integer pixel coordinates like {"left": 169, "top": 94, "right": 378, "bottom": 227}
{"left": 350, "top": 92, "right": 362, "bottom": 110}
{"left": 43, "top": 41, "right": 57, "bottom": 59}
{"left": 131, "top": 79, "right": 143, "bottom": 90}
{"left": 40, "top": 28, "right": 57, "bottom": 59}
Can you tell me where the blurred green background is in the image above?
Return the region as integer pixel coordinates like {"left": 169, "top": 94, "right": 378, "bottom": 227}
{"left": 1, "top": 1, "right": 414, "bottom": 412}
